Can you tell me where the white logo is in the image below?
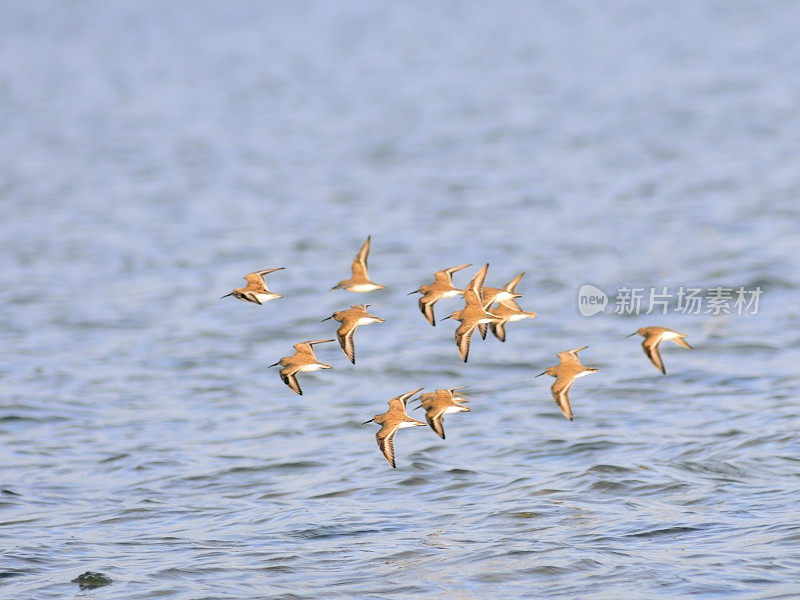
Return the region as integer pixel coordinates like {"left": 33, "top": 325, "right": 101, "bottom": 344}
{"left": 578, "top": 284, "right": 608, "bottom": 316}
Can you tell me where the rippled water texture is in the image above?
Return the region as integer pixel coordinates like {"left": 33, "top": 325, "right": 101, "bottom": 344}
{"left": 2, "top": 2, "right": 799, "bottom": 598}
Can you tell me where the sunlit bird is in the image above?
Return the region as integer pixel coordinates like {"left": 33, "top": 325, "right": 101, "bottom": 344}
{"left": 442, "top": 264, "right": 501, "bottom": 362}
{"left": 414, "top": 387, "right": 470, "bottom": 439}
{"left": 628, "top": 326, "right": 692, "bottom": 374}
{"left": 477, "top": 272, "right": 525, "bottom": 339}
{"left": 481, "top": 272, "right": 525, "bottom": 306}
{"left": 331, "top": 235, "right": 385, "bottom": 292}
{"left": 409, "top": 263, "right": 472, "bottom": 326}
{"left": 363, "top": 388, "right": 426, "bottom": 468}
{"left": 486, "top": 299, "right": 537, "bottom": 342}
{"left": 536, "top": 346, "right": 597, "bottom": 421}
{"left": 268, "top": 339, "right": 334, "bottom": 395}
{"left": 322, "top": 304, "right": 384, "bottom": 364}
{"left": 221, "top": 268, "right": 285, "bottom": 304}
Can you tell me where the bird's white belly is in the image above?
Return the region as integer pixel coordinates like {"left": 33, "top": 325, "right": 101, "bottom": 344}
{"left": 357, "top": 317, "right": 381, "bottom": 325}
{"left": 574, "top": 370, "right": 593, "bottom": 378}
{"left": 661, "top": 331, "right": 681, "bottom": 340}
{"left": 444, "top": 406, "right": 465, "bottom": 414}
{"left": 299, "top": 363, "right": 325, "bottom": 372}
{"left": 255, "top": 293, "right": 278, "bottom": 302}
{"left": 348, "top": 283, "right": 381, "bottom": 292}
{"left": 492, "top": 291, "right": 516, "bottom": 303}
{"left": 397, "top": 421, "right": 419, "bottom": 429}
{"left": 506, "top": 313, "right": 530, "bottom": 322}
{"left": 440, "top": 289, "right": 462, "bottom": 299}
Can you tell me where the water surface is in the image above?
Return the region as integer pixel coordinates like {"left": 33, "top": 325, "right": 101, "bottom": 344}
{"left": 1, "top": 2, "right": 799, "bottom": 598}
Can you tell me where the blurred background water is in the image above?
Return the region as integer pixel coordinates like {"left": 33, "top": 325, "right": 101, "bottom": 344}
{"left": 1, "top": 1, "right": 799, "bottom": 598}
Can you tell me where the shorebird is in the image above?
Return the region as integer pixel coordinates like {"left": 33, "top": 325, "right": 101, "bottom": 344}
{"left": 536, "top": 346, "right": 597, "bottom": 421}
{"left": 486, "top": 299, "right": 537, "bottom": 342}
{"left": 442, "top": 264, "right": 501, "bottom": 362}
{"left": 628, "top": 327, "right": 692, "bottom": 374}
{"left": 331, "top": 236, "right": 385, "bottom": 292}
{"left": 322, "top": 304, "right": 384, "bottom": 364}
{"left": 268, "top": 339, "right": 334, "bottom": 395}
{"left": 414, "top": 387, "right": 470, "bottom": 439}
{"left": 409, "top": 263, "right": 472, "bottom": 326}
{"left": 477, "top": 273, "right": 525, "bottom": 339}
{"left": 362, "top": 388, "right": 426, "bottom": 468}
{"left": 482, "top": 272, "right": 525, "bottom": 306}
{"left": 220, "top": 268, "right": 285, "bottom": 304}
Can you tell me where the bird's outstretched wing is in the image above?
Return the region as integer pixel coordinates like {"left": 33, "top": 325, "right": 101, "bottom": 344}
{"left": 419, "top": 296, "right": 436, "bottom": 326}
{"left": 551, "top": 376, "right": 575, "bottom": 420}
{"left": 463, "top": 264, "right": 489, "bottom": 307}
{"left": 456, "top": 324, "right": 477, "bottom": 363}
{"left": 557, "top": 346, "right": 588, "bottom": 367}
{"left": 491, "top": 321, "right": 506, "bottom": 342}
{"left": 642, "top": 338, "right": 666, "bottom": 374}
{"left": 426, "top": 409, "right": 447, "bottom": 439}
{"left": 396, "top": 387, "right": 424, "bottom": 407}
{"left": 434, "top": 263, "right": 471, "bottom": 286}
{"left": 673, "top": 337, "right": 692, "bottom": 349}
{"left": 337, "top": 322, "right": 357, "bottom": 364}
{"left": 376, "top": 425, "right": 398, "bottom": 468}
{"left": 281, "top": 368, "right": 303, "bottom": 395}
{"left": 505, "top": 272, "right": 525, "bottom": 293}
{"left": 351, "top": 236, "right": 371, "bottom": 279}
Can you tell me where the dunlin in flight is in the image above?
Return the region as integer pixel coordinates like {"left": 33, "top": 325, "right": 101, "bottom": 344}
{"left": 221, "top": 268, "right": 285, "bottom": 304}
{"left": 409, "top": 263, "right": 472, "bottom": 326}
{"left": 268, "top": 339, "right": 334, "bottom": 395}
{"left": 331, "top": 236, "right": 385, "bottom": 292}
{"left": 477, "top": 273, "right": 525, "bottom": 339}
{"left": 628, "top": 327, "right": 692, "bottom": 374}
{"left": 442, "top": 264, "right": 501, "bottom": 362}
{"left": 322, "top": 304, "right": 384, "bottom": 364}
{"left": 414, "top": 387, "right": 470, "bottom": 439}
{"left": 481, "top": 272, "right": 525, "bottom": 306}
{"left": 536, "top": 346, "right": 597, "bottom": 421}
{"left": 487, "top": 299, "right": 537, "bottom": 342}
{"left": 362, "top": 388, "right": 426, "bottom": 468}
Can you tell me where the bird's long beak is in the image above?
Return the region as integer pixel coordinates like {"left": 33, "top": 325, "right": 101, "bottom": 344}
{"left": 321, "top": 316, "right": 332, "bottom": 322}
{"left": 220, "top": 293, "right": 233, "bottom": 299}
{"left": 441, "top": 315, "right": 451, "bottom": 321}
{"left": 361, "top": 418, "right": 373, "bottom": 425}
{"left": 535, "top": 371, "right": 546, "bottom": 378}
{"left": 407, "top": 290, "right": 418, "bottom": 295}
{"left": 267, "top": 361, "right": 280, "bottom": 368}
{"left": 626, "top": 332, "right": 638, "bottom": 337}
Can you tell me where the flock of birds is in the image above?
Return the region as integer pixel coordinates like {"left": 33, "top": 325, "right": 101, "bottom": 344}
{"left": 222, "top": 236, "right": 693, "bottom": 468}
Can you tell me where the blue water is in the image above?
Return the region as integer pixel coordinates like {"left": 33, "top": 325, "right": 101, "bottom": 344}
{"left": 1, "top": 2, "right": 799, "bottom": 598}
